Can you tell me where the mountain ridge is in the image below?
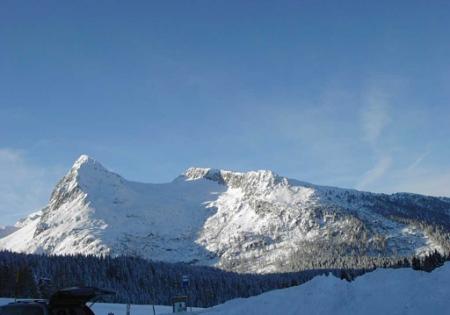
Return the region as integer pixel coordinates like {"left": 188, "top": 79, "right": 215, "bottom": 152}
{"left": 1, "top": 155, "right": 450, "bottom": 273}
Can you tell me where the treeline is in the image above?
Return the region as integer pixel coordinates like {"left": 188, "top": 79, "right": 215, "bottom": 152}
{"left": 0, "top": 250, "right": 448, "bottom": 307}
{"left": 0, "top": 251, "right": 355, "bottom": 307}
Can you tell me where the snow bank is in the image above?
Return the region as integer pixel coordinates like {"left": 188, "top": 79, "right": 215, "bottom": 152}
{"left": 0, "top": 299, "right": 199, "bottom": 315}
{"left": 1, "top": 264, "right": 448, "bottom": 314}
{"left": 199, "top": 263, "right": 450, "bottom": 315}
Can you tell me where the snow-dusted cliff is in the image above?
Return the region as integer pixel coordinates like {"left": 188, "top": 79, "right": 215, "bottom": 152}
{"left": 1, "top": 155, "right": 450, "bottom": 273}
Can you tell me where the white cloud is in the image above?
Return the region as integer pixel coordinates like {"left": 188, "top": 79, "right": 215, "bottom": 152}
{"left": 0, "top": 148, "right": 60, "bottom": 224}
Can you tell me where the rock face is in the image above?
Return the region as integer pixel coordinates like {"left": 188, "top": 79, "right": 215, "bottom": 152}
{"left": 1, "top": 155, "right": 450, "bottom": 273}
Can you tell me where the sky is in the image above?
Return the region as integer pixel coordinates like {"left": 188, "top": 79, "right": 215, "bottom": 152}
{"left": 1, "top": 1, "right": 450, "bottom": 224}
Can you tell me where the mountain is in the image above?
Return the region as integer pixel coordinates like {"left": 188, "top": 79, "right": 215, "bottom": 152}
{"left": 1, "top": 155, "right": 450, "bottom": 273}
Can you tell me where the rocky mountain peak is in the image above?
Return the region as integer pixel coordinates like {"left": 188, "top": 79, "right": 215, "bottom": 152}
{"left": 71, "top": 154, "right": 108, "bottom": 175}
{"left": 48, "top": 155, "right": 120, "bottom": 210}
{"left": 184, "top": 167, "right": 226, "bottom": 184}
{"left": 183, "top": 167, "right": 283, "bottom": 190}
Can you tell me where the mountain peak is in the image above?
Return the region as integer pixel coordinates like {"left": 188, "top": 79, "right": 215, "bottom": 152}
{"left": 47, "top": 155, "right": 122, "bottom": 212}
{"left": 72, "top": 154, "right": 97, "bottom": 170}
{"left": 53, "top": 155, "right": 112, "bottom": 193}
{"left": 70, "top": 155, "right": 111, "bottom": 178}
{"left": 183, "top": 167, "right": 284, "bottom": 189}
{"left": 184, "top": 167, "right": 218, "bottom": 179}
{"left": 183, "top": 167, "right": 227, "bottom": 185}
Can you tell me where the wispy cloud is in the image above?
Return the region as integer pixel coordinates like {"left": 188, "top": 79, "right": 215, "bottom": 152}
{"left": 357, "top": 155, "right": 392, "bottom": 191}
{"left": 356, "top": 89, "right": 450, "bottom": 196}
{"left": 361, "top": 89, "right": 391, "bottom": 146}
{"left": 0, "top": 148, "right": 61, "bottom": 225}
{"left": 357, "top": 86, "right": 393, "bottom": 190}
{"left": 406, "top": 150, "right": 430, "bottom": 172}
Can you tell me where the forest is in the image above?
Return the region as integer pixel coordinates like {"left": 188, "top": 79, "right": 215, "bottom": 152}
{"left": 0, "top": 250, "right": 448, "bottom": 307}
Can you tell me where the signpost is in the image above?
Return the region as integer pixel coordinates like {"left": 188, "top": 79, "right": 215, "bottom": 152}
{"left": 182, "top": 275, "right": 191, "bottom": 312}
{"left": 171, "top": 275, "right": 192, "bottom": 313}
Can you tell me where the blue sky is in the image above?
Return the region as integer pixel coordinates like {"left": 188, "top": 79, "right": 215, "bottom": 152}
{"left": 1, "top": 1, "right": 450, "bottom": 224}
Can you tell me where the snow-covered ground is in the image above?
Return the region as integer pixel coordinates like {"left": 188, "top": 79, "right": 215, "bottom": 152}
{"left": 2, "top": 263, "right": 449, "bottom": 314}
{"left": 0, "top": 299, "right": 200, "bottom": 315}
{"left": 199, "top": 262, "right": 450, "bottom": 315}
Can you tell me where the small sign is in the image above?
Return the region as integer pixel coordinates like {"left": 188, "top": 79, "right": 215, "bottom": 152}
{"left": 172, "top": 296, "right": 188, "bottom": 313}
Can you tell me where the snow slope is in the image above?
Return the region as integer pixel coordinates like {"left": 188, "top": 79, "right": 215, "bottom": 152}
{"left": 199, "top": 262, "right": 450, "bottom": 315}
{"left": 1, "top": 155, "right": 450, "bottom": 273}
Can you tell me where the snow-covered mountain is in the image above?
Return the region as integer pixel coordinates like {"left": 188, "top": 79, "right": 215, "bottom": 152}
{"left": 1, "top": 155, "right": 450, "bottom": 273}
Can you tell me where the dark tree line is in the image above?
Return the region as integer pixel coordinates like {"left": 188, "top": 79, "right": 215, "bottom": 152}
{"left": 411, "top": 250, "right": 448, "bottom": 272}
{"left": 0, "top": 250, "right": 448, "bottom": 307}
{"left": 0, "top": 251, "right": 348, "bottom": 307}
